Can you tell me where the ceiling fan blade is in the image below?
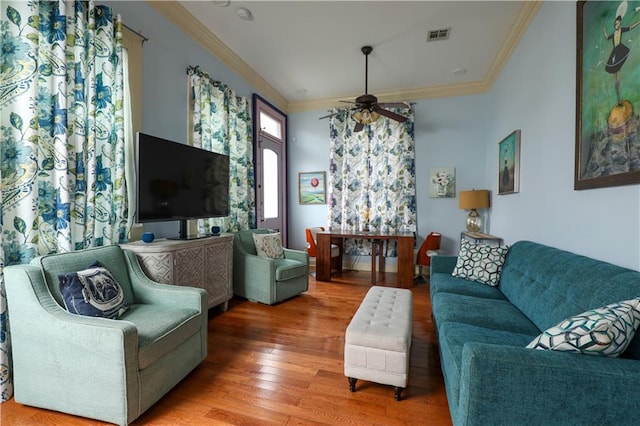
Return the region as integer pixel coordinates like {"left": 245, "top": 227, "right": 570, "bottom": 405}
{"left": 353, "top": 122, "right": 364, "bottom": 132}
{"left": 339, "top": 100, "right": 357, "bottom": 104}
{"left": 374, "top": 106, "right": 408, "bottom": 123}
{"left": 377, "top": 102, "right": 410, "bottom": 109}
{"left": 319, "top": 112, "right": 339, "bottom": 120}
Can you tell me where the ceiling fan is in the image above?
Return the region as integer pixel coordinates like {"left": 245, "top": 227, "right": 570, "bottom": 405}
{"left": 320, "top": 45, "right": 410, "bottom": 132}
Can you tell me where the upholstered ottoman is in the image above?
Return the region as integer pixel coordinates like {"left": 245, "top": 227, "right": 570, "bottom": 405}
{"left": 344, "top": 286, "right": 413, "bottom": 400}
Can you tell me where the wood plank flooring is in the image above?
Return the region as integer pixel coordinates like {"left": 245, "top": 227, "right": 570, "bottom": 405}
{"left": 1, "top": 271, "right": 452, "bottom": 425}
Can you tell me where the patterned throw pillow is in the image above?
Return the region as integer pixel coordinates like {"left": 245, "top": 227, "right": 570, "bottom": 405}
{"left": 526, "top": 298, "right": 640, "bottom": 357}
{"left": 451, "top": 239, "right": 509, "bottom": 286}
{"left": 252, "top": 232, "right": 284, "bottom": 259}
{"left": 58, "top": 261, "right": 129, "bottom": 319}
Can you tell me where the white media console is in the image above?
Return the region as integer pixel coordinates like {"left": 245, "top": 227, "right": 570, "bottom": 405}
{"left": 121, "top": 234, "right": 233, "bottom": 311}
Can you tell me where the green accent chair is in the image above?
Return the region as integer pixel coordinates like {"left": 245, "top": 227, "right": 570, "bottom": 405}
{"left": 3, "top": 245, "right": 208, "bottom": 425}
{"left": 233, "top": 229, "right": 309, "bottom": 305}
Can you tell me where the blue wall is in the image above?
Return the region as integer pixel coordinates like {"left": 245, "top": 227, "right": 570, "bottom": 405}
{"left": 112, "top": 1, "right": 639, "bottom": 270}
{"left": 110, "top": 1, "right": 266, "bottom": 238}
{"left": 485, "top": 2, "right": 639, "bottom": 269}
{"left": 288, "top": 94, "right": 491, "bottom": 258}
{"left": 290, "top": 2, "right": 639, "bottom": 270}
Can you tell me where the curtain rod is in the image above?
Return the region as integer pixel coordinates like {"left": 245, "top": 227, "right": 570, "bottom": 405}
{"left": 122, "top": 23, "right": 149, "bottom": 44}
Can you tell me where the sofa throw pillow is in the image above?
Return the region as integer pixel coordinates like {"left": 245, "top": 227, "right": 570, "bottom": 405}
{"left": 253, "top": 232, "right": 284, "bottom": 259}
{"left": 526, "top": 298, "right": 640, "bottom": 357}
{"left": 59, "top": 261, "right": 129, "bottom": 319}
{"left": 451, "top": 239, "right": 509, "bottom": 286}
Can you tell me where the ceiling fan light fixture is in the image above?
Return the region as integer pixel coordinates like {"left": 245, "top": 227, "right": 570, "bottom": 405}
{"left": 352, "top": 109, "right": 379, "bottom": 125}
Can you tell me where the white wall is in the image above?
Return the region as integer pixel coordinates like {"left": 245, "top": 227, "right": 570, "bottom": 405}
{"left": 486, "top": 2, "right": 640, "bottom": 270}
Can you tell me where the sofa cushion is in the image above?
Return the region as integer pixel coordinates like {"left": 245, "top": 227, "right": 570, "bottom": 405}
{"left": 437, "top": 321, "right": 535, "bottom": 417}
{"left": 432, "top": 292, "right": 540, "bottom": 336}
{"left": 120, "top": 304, "right": 202, "bottom": 369}
{"left": 274, "top": 258, "right": 307, "bottom": 281}
{"left": 452, "top": 240, "right": 509, "bottom": 286}
{"left": 58, "top": 262, "right": 129, "bottom": 319}
{"left": 430, "top": 273, "right": 508, "bottom": 301}
{"left": 498, "top": 241, "right": 640, "bottom": 360}
{"left": 527, "top": 298, "right": 640, "bottom": 357}
{"left": 253, "top": 232, "right": 284, "bottom": 259}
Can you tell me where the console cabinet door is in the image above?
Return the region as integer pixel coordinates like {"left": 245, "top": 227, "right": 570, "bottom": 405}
{"left": 135, "top": 252, "right": 174, "bottom": 284}
{"left": 203, "top": 238, "right": 233, "bottom": 308}
{"left": 173, "top": 246, "right": 205, "bottom": 287}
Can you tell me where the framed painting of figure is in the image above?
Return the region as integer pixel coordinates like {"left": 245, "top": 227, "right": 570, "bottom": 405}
{"left": 575, "top": 0, "right": 640, "bottom": 189}
{"left": 498, "top": 130, "right": 521, "bottom": 195}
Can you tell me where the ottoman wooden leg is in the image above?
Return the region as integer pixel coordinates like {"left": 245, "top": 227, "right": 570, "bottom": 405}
{"left": 394, "top": 387, "right": 403, "bottom": 401}
{"left": 348, "top": 377, "right": 357, "bottom": 392}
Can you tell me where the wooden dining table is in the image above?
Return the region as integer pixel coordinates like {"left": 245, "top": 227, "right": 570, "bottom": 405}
{"left": 316, "top": 229, "right": 415, "bottom": 289}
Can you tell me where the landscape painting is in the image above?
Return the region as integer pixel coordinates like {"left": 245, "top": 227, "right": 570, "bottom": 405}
{"left": 299, "top": 172, "right": 326, "bottom": 204}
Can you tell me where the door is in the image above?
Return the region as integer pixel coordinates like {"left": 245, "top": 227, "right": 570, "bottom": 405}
{"left": 253, "top": 95, "right": 287, "bottom": 244}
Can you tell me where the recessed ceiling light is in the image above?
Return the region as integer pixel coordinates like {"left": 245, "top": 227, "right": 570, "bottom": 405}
{"left": 237, "top": 7, "right": 254, "bottom": 21}
{"left": 452, "top": 68, "right": 467, "bottom": 76}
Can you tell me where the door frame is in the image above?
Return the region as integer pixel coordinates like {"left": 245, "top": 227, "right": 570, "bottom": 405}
{"left": 252, "top": 94, "right": 288, "bottom": 245}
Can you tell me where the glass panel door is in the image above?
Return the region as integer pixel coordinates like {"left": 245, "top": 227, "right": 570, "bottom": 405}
{"left": 263, "top": 148, "right": 279, "bottom": 219}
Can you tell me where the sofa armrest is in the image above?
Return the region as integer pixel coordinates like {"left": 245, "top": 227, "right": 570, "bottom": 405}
{"left": 4, "top": 265, "right": 140, "bottom": 416}
{"left": 236, "top": 251, "right": 278, "bottom": 282}
{"left": 123, "top": 249, "right": 207, "bottom": 312}
{"left": 457, "top": 342, "right": 640, "bottom": 426}
{"left": 430, "top": 255, "right": 458, "bottom": 276}
{"left": 283, "top": 248, "right": 309, "bottom": 264}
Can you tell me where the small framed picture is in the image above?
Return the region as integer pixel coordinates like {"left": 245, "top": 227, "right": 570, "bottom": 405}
{"left": 298, "top": 171, "right": 326, "bottom": 204}
{"left": 429, "top": 167, "right": 456, "bottom": 198}
{"left": 498, "top": 130, "right": 521, "bottom": 195}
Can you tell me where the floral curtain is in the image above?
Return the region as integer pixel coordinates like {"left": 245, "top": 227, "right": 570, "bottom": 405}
{"left": 188, "top": 65, "right": 255, "bottom": 232}
{"left": 328, "top": 109, "right": 417, "bottom": 256}
{"left": 0, "top": 0, "right": 130, "bottom": 402}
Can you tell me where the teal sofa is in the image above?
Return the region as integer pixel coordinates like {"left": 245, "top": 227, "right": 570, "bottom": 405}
{"left": 4, "top": 245, "right": 208, "bottom": 425}
{"left": 233, "top": 229, "right": 309, "bottom": 305}
{"left": 430, "top": 240, "right": 640, "bottom": 426}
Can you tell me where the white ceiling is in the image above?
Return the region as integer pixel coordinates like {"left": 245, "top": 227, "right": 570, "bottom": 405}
{"left": 174, "top": 1, "right": 539, "bottom": 112}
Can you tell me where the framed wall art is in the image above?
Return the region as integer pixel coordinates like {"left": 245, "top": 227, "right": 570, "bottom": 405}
{"left": 498, "top": 130, "right": 521, "bottom": 195}
{"left": 575, "top": 0, "right": 640, "bottom": 190}
{"left": 298, "top": 171, "right": 326, "bottom": 204}
{"left": 429, "top": 167, "right": 456, "bottom": 198}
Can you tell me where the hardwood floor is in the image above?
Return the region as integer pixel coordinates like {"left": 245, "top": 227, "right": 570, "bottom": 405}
{"left": 1, "top": 271, "right": 452, "bottom": 425}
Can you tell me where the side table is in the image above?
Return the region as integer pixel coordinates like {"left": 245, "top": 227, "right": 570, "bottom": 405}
{"left": 460, "top": 231, "right": 503, "bottom": 246}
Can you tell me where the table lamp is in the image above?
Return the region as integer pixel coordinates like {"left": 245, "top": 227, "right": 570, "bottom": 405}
{"left": 459, "top": 189, "right": 490, "bottom": 233}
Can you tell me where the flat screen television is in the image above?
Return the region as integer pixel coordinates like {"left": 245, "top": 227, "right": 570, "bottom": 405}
{"left": 136, "top": 132, "right": 230, "bottom": 239}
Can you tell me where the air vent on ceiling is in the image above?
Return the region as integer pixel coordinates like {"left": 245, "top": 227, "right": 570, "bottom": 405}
{"left": 427, "top": 27, "right": 451, "bottom": 42}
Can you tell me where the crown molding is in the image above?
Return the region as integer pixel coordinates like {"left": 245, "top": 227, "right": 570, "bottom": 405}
{"left": 289, "top": 1, "right": 542, "bottom": 113}
{"left": 483, "top": 1, "right": 543, "bottom": 88}
{"left": 148, "top": 1, "right": 542, "bottom": 114}
{"left": 145, "top": 1, "right": 288, "bottom": 112}
{"left": 287, "top": 80, "right": 493, "bottom": 113}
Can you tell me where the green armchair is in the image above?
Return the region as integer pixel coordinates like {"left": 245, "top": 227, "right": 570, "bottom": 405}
{"left": 3, "top": 245, "right": 208, "bottom": 425}
{"left": 233, "top": 229, "right": 309, "bottom": 305}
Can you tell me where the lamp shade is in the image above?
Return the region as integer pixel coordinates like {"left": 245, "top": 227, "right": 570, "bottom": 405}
{"left": 459, "top": 190, "right": 490, "bottom": 210}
